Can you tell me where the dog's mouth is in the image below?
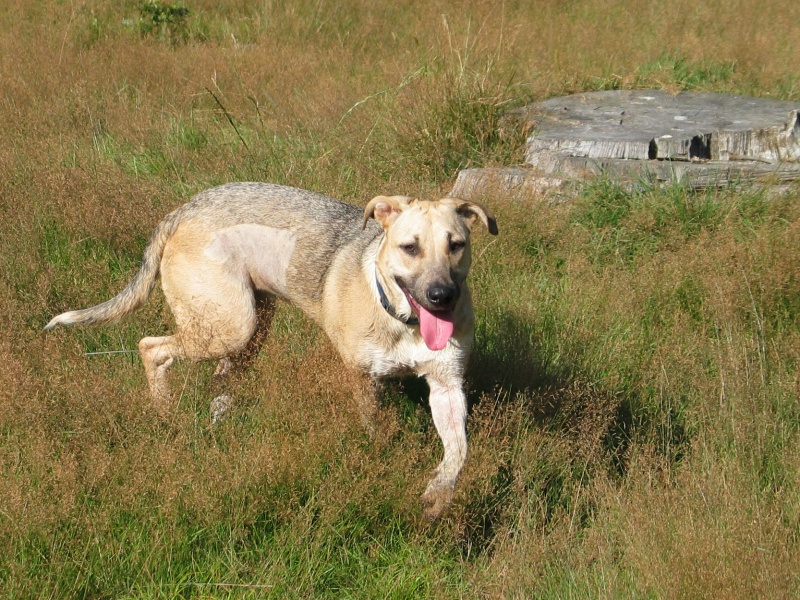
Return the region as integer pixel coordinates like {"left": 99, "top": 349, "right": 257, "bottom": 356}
{"left": 403, "top": 290, "right": 455, "bottom": 351}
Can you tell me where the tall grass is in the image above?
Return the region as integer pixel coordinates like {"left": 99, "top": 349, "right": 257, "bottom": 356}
{"left": 2, "top": 0, "right": 800, "bottom": 597}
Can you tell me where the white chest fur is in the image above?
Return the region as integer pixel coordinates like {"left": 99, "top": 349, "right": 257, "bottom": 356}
{"left": 361, "top": 332, "right": 470, "bottom": 380}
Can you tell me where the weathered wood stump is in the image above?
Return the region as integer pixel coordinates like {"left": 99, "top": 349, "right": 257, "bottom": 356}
{"left": 452, "top": 89, "right": 800, "bottom": 199}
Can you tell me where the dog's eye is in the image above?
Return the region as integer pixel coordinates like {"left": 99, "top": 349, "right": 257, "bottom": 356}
{"left": 450, "top": 240, "right": 466, "bottom": 253}
{"left": 401, "top": 243, "right": 418, "bottom": 256}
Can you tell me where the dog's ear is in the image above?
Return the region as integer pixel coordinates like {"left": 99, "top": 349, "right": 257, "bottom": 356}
{"left": 445, "top": 197, "right": 499, "bottom": 236}
{"left": 363, "top": 195, "right": 414, "bottom": 230}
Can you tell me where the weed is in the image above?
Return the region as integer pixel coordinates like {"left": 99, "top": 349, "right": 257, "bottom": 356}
{"left": 81, "top": 9, "right": 105, "bottom": 48}
{"left": 635, "top": 52, "right": 737, "bottom": 91}
{"left": 400, "top": 74, "right": 524, "bottom": 184}
{"left": 384, "top": 27, "right": 529, "bottom": 185}
{"left": 572, "top": 178, "right": 634, "bottom": 230}
{"left": 138, "top": 0, "right": 190, "bottom": 44}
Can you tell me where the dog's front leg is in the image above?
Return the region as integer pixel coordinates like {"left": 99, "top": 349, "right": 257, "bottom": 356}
{"left": 421, "top": 377, "right": 467, "bottom": 520}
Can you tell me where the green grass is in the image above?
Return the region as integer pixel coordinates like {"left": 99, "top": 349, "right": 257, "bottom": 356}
{"left": 8, "top": 487, "right": 457, "bottom": 598}
{"left": 635, "top": 52, "right": 737, "bottom": 91}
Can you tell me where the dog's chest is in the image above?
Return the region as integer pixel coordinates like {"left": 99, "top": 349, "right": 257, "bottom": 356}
{"left": 358, "top": 335, "right": 456, "bottom": 378}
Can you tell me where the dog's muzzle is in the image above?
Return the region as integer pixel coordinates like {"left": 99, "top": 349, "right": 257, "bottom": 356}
{"left": 403, "top": 286, "right": 457, "bottom": 352}
{"left": 385, "top": 275, "right": 460, "bottom": 351}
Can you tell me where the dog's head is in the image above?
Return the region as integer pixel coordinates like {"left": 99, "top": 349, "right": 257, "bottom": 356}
{"left": 363, "top": 195, "right": 498, "bottom": 350}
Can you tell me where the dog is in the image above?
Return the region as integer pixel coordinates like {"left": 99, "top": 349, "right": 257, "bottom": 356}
{"left": 45, "top": 182, "right": 498, "bottom": 519}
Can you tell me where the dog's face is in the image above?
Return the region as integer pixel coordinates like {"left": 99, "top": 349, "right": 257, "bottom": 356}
{"left": 364, "top": 195, "right": 498, "bottom": 350}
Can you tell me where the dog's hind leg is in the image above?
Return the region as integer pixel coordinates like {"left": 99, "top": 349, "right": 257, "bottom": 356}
{"left": 138, "top": 334, "right": 185, "bottom": 416}
{"left": 142, "top": 245, "right": 262, "bottom": 417}
{"left": 210, "top": 292, "right": 276, "bottom": 423}
{"left": 212, "top": 292, "right": 275, "bottom": 378}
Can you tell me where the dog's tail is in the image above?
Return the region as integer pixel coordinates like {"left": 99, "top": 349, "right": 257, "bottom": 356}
{"left": 44, "top": 208, "right": 184, "bottom": 331}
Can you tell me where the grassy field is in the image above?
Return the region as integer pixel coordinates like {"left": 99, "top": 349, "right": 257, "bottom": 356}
{"left": 2, "top": 0, "right": 800, "bottom": 597}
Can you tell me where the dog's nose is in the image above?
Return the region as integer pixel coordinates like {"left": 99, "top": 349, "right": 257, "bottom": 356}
{"left": 427, "top": 284, "right": 457, "bottom": 308}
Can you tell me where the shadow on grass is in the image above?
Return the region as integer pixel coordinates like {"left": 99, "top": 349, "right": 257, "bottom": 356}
{"left": 386, "top": 309, "right": 635, "bottom": 470}
{"left": 386, "top": 311, "right": 572, "bottom": 415}
{"left": 460, "top": 310, "right": 636, "bottom": 558}
{"left": 270, "top": 309, "right": 664, "bottom": 561}
{"left": 375, "top": 309, "right": 641, "bottom": 559}
{"left": 468, "top": 310, "right": 635, "bottom": 445}
{"left": 469, "top": 311, "right": 570, "bottom": 406}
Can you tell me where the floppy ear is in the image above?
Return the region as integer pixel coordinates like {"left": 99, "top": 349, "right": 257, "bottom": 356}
{"left": 445, "top": 197, "right": 499, "bottom": 235}
{"left": 362, "top": 195, "right": 414, "bottom": 230}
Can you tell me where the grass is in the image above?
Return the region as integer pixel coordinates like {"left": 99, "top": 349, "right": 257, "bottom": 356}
{"left": 2, "top": 0, "right": 800, "bottom": 597}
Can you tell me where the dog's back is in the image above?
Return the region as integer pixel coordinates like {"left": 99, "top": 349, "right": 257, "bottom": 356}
{"left": 182, "top": 183, "right": 383, "bottom": 310}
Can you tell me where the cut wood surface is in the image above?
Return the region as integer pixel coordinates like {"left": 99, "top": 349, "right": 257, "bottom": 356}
{"left": 452, "top": 90, "right": 800, "bottom": 198}
{"left": 525, "top": 89, "right": 800, "bottom": 164}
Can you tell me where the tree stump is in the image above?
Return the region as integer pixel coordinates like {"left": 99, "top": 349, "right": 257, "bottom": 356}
{"left": 452, "top": 89, "right": 800, "bottom": 199}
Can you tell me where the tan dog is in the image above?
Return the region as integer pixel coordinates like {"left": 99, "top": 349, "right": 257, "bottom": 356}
{"left": 45, "top": 182, "right": 498, "bottom": 519}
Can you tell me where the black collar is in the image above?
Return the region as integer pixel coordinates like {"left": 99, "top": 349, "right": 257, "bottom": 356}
{"left": 376, "top": 276, "right": 419, "bottom": 326}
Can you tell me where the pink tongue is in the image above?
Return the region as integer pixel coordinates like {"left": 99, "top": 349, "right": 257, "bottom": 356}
{"left": 417, "top": 304, "right": 455, "bottom": 351}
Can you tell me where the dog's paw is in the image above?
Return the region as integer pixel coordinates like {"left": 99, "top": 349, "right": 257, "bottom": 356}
{"left": 420, "top": 480, "right": 455, "bottom": 521}
{"left": 210, "top": 394, "right": 233, "bottom": 425}
{"left": 213, "top": 358, "right": 233, "bottom": 378}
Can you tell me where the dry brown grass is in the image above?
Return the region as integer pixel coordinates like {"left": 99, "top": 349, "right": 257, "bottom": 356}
{"left": 3, "top": 0, "right": 800, "bottom": 596}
